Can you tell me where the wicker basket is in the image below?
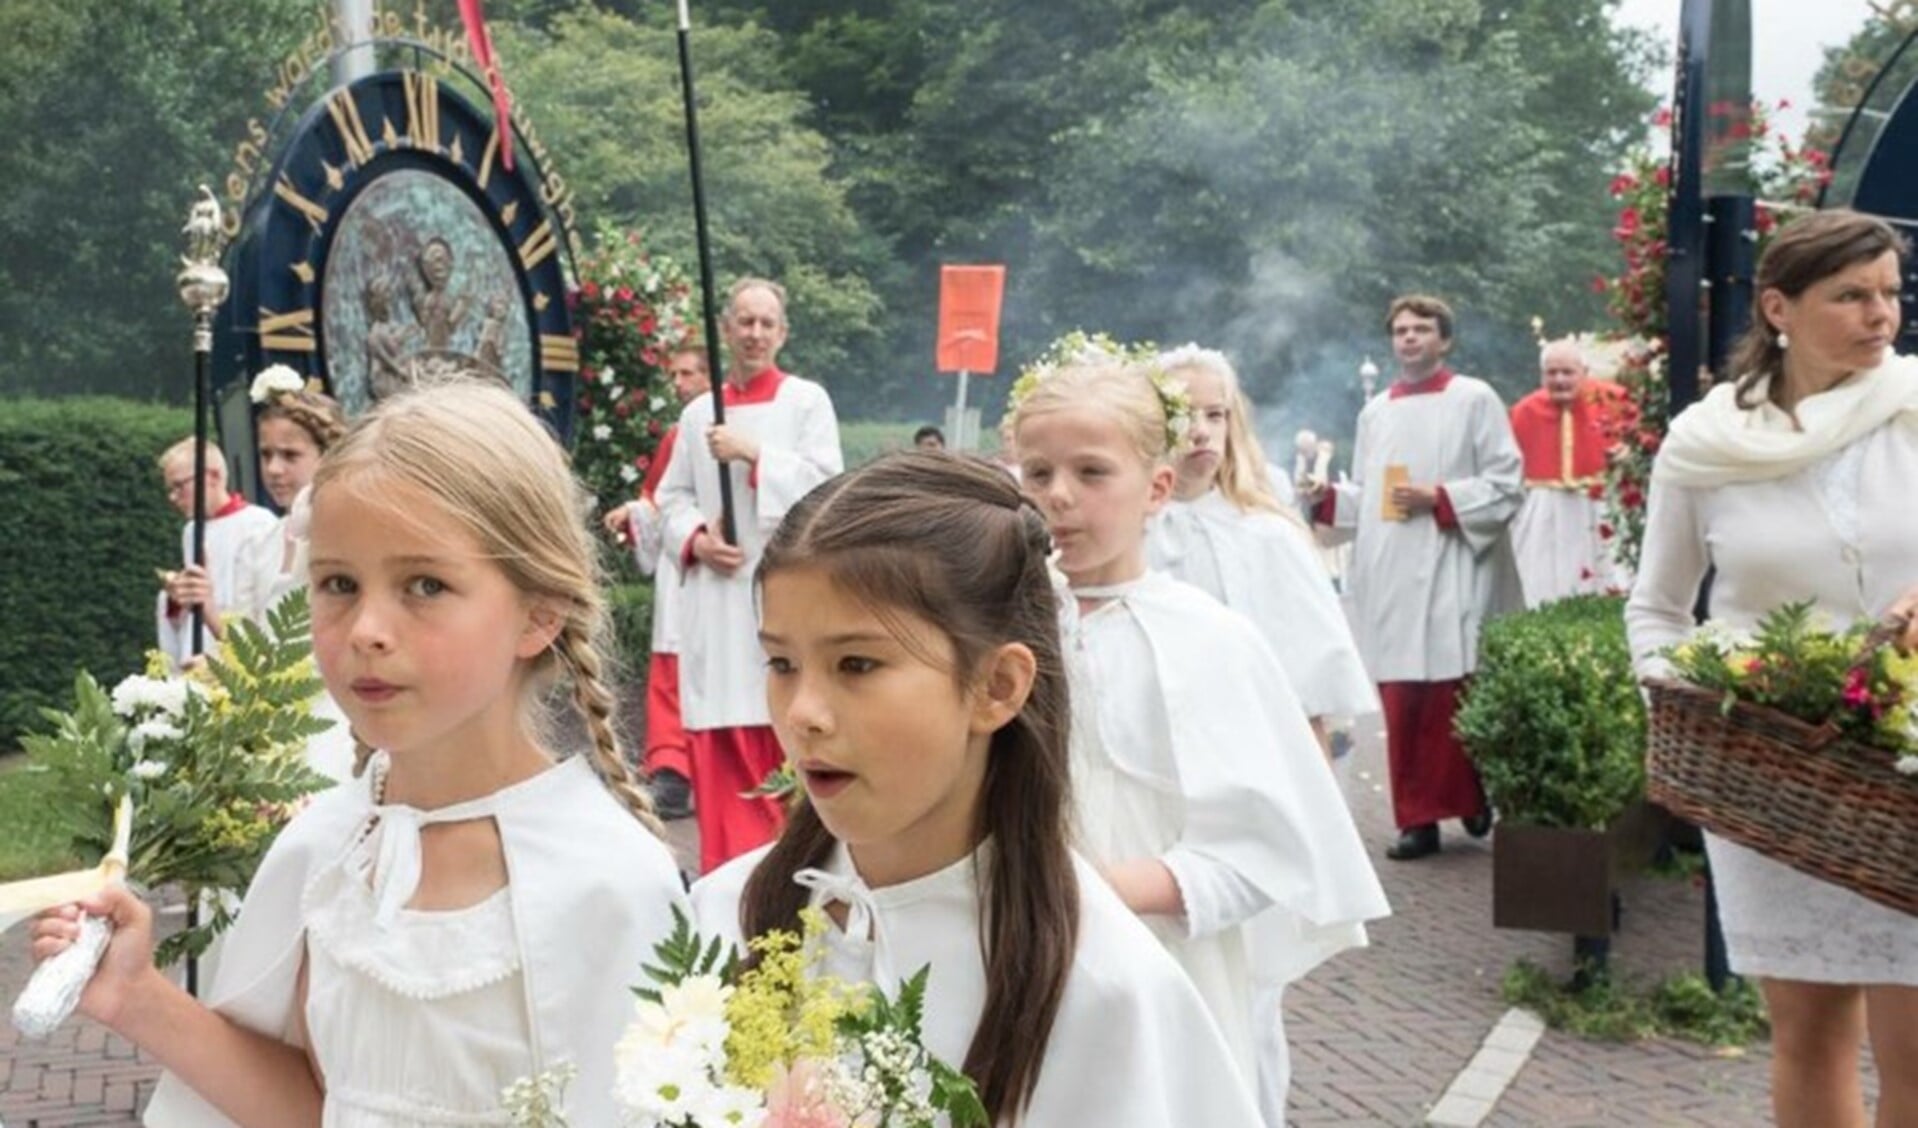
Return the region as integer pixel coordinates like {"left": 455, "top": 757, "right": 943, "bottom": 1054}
{"left": 1644, "top": 677, "right": 1918, "bottom": 916}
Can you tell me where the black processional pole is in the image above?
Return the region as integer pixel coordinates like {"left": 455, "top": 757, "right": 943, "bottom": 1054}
{"left": 176, "top": 186, "right": 229, "bottom": 999}
{"left": 675, "top": 0, "right": 738, "bottom": 545}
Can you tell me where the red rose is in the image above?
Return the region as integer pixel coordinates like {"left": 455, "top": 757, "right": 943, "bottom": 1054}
{"left": 640, "top": 316, "right": 658, "bottom": 336}
{"left": 1609, "top": 173, "right": 1639, "bottom": 196}
{"left": 1598, "top": 523, "right": 1614, "bottom": 539}
{"left": 647, "top": 420, "right": 662, "bottom": 437}
{"left": 1587, "top": 483, "right": 1606, "bottom": 501}
{"left": 1652, "top": 107, "right": 1674, "bottom": 128}
{"left": 1654, "top": 165, "right": 1672, "bottom": 187}
{"left": 634, "top": 454, "right": 650, "bottom": 470}
{"left": 616, "top": 286, "right": 635, "bottom": 304}
{"left": 615, "top": 400, "right": 632, "bottom": 418}
{"left": 581, "top": 281, "right": 600, "bottom": 301}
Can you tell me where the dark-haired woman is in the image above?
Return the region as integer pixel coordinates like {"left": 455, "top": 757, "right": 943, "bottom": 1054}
{"left": 1628, "top": 209, "right": 1918, "bottom": 1127}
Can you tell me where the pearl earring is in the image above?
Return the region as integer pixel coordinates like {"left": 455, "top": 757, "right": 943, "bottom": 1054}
{"left": 1777, "top": 331, "right": 1791, "bottom": 350}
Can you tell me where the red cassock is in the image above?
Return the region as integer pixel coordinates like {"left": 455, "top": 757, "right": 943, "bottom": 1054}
{"left": 1508, "top": 380, "right": 1627, "bottom": 488}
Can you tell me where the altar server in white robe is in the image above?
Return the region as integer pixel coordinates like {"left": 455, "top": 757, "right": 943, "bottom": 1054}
{"left": 1309, "top": 294, "right": 1523, "bottom": 861}
{"left": 153, "top": 437, "right": 277, "bottom": 668}
{"left": 1012, "top": 358, "right": 1388, "bottom": 1126}
{"left": 604, "top": 345, "right": 714, "bottom": 821}
{"left": 34, "top": 385, "right": 686, "bottom": 1127}
{"left": 1509, "top": 338, "right": 1630, "bottom": 606}
{"left": 695, "top": 451, "right": 1265, "bottom": 1127}
{"left": 1627, "top": 210, "right": 1918, "bottom": 1127}
{"left": 659, "top": 277, "right": 844, "bottom": 872}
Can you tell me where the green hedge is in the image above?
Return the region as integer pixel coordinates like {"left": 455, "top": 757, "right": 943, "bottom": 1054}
{"left": 1456, "top": 595, "right": 1646, "bottom": 829}
{"left": 0, "top": 398, "right": 191, "bottom": 748}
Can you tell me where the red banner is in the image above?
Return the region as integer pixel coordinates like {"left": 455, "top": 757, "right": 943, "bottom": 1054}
{"left": 936, "top": 265, "right": 1006, "bottom": 374}
{"left": 457, "top": 0, "right": 515, "bottom": 171}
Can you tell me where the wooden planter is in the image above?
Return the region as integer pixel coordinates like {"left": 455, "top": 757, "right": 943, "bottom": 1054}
{"left": 1492, "top": 802, "right": 1667, "bottom": 936}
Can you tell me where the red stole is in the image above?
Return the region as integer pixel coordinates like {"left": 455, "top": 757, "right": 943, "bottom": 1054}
{"left": 1509, "top": 382, "right": 1624, "bottom": 489}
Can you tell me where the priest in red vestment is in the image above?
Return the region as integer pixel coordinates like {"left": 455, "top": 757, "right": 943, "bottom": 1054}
{"left": 1508, "top": 339, "right": 1628, "bottom": 607}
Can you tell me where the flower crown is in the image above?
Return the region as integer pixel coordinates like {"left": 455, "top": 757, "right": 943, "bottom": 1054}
{"left": 248, "top": 364, "right": 318, "bottom": 405}
{"left": 1008, "top": 330, "right": 1192, "bottom": 452}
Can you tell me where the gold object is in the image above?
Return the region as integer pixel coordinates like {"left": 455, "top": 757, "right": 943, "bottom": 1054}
{"left": 1381, "top": 464, "right": 1411, "bottom": 522}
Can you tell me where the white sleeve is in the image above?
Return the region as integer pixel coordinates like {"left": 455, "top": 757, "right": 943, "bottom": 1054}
{"left": 1440, "top": 391, "right": 1526, "bottom": 556}
{"left": 659, "top": 402, "right": 707, "bottom": 564}
{"left": 1625, "top": 470, "right": 1709, "bottom": 678}
{"left": 752, "top": 385, "right": 844, "bottom": 531}
{"left": 627, "top": 500, "right": 664, "bottom": 578}
{"left": 1162, "top": 849, "right": 1273, "bottom": 939}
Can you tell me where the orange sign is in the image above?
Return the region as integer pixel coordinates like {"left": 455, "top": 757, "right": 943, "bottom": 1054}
{"left": 936, "top": 265, "right": 1006, "bottom": 374}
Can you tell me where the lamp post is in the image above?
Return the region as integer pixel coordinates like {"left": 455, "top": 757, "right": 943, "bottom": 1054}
{"left": 1358, "top": 356, "right": 1380, "bottom": 401}
{"left": 174, "top": 187, "right": 228, "bottom": 1000}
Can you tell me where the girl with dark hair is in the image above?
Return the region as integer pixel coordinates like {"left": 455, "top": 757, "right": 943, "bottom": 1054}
{"left": 1629, "top": 208, "right": 1918, "bottom": 1126}
{"left": 691, "top": 450, "right": 1263, "bottom": 1127}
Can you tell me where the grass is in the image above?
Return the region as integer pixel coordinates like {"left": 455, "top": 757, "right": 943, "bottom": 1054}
{"left": 1502, "top": 959, "right": 1770, "bottom": 1048}
{"left": 0, "top": 753, "right": 83, "bottom": 881}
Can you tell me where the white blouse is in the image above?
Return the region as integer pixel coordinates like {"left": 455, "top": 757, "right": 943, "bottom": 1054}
{"left": 301, "top": 835, "right": 532, "bottom": 1126}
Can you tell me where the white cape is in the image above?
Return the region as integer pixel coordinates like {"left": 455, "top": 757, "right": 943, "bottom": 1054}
{"left": 1148, "top": 491, "right": 1378, "bottom": 719}
{"left": 143, "top": 756, "right": 688, "bottom": 1127}
{"left": 693, "top": 842, "right": 1266, "bottom": 1128}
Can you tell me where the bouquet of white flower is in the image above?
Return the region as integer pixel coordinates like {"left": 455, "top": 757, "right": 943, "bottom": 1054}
{"left": 1, "top": 590, "right": 335, "bottom": 1036}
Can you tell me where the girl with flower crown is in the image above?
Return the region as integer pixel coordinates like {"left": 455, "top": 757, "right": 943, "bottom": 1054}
{"left": 692, "top": 451, "right": 1265, "bottom": 1126}
{"left": 1141, "top": 344, "right": 1380, "bottom": 1119}
{"left": 35, "top": 384, "right": 686, "bottom": 1126}
{"left": 1008, "top": 348, "right": 1388, "bottom": 1126}
{"left": 220, "top": 366, "right": 356, "bottom": 781}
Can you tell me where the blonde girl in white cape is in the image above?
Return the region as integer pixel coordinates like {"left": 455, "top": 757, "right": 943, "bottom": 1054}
{"left": 1011, "top": 357, "right": 1388, "bottom": 1126}
{"left": 694, "top": 451, "right": 1264, "bottom": 1127}
{"left": 34, "top": 383, "right": 686, "bottom": 1127}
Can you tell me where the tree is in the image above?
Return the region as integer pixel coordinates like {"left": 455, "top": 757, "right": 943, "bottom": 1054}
{"left": 0, "top": 2, "right": 311, "bottom": 400}
{"left": 496, "top": 9, "right": 893, "bottom": 406}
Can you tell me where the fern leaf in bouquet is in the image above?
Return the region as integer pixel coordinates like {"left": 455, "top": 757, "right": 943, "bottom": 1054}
{"left": 19, "top": 588, "right": 336, "bottom": 965}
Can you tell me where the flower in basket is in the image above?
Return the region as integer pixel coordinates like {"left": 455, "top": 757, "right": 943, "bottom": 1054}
{"left": 1664, "top": 601, "right": 1918, "bottom": 759}
{"left": 16, "top": 590, "right": 336, "bottom": 965}
{"left": 612, "top": 908, "right": 987, "bottom": 1128}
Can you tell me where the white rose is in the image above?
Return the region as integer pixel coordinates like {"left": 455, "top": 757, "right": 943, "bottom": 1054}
{"left": 609, "top": 385, "right": 625, "bottom": 402}
{"left": 601, "top": 367, "right": 619, "bottom": 386}
{"left": 650, "top": 396, "right": 667, "bottom": 412}
{"left": 130, "top": 759, "right": 169, "bottom": 781}
{"left": 592, "top": 424, "right": 613, "bottom": 442}
{"left": 619, "top": 465, "right": 640, "bottom": 484}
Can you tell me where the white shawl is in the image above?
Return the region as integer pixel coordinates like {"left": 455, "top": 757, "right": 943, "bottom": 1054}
{"left": 1656, "top": 353, "right": 1918, "bottom": 488}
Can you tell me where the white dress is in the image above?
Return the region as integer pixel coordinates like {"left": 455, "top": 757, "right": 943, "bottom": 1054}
{"left": 1628, "top": 416, "right": 1918, "bottom": 984}
{"left": 692, "top": 842, "right": 1268, "bottom": 1128}
{"left": 303, "top": 853, "right": 532, "bottom": 1125}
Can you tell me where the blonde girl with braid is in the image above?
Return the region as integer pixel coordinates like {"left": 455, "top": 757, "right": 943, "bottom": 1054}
{"left": 33, "top": 383, "right": 687, "bottom": 1127}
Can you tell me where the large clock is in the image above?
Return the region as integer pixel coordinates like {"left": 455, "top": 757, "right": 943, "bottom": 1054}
{"left": 220, "top": 68, "right": 577, "bottom": 429}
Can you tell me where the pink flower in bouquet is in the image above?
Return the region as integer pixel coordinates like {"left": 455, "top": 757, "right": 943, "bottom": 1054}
{"left": 763, "top": 1060, "right": 855, "bottom": 1128}
{"left": 1842, "top": 667, "right": 1881, "bottom": 716}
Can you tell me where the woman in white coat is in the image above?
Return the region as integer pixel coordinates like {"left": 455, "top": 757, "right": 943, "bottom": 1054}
{"left": 1626, "top": 209, "right": 1918, "bottom": 1128}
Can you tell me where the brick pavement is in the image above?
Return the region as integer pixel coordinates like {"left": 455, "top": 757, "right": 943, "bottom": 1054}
{"left": 0, "top": 722, "right": 1879, "bottom": 1126}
